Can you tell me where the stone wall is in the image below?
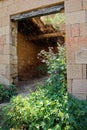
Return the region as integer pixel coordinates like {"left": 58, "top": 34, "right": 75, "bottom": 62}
{"left": 65, "top": 0, "right": 87, "bottom": 100}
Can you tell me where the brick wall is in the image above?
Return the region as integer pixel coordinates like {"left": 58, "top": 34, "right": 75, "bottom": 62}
{"left": 65, "top": 0, "right": 87, "bottom": 100}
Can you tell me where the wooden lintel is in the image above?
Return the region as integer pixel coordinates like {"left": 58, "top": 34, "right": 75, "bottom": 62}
{"left": 29, "top": 32, "right": 64, "bottom": 41}
{"left": 11, "top": 4, "right": 64, "bottom": 21}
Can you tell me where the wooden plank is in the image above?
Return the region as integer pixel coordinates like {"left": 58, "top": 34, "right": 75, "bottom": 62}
{"left": 29, "top": 32, "right": 64, "bottom": 41}
{"left": 11, "top": 4, "right": 64, "bottom": 21}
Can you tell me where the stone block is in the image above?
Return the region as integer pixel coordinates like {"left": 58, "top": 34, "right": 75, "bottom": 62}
{"left": 67, "top": 64, "right": 82, "bottom": 79}
{"left": 0, "top": 7, "right": 8, "bottom": 18}
{"left": 10, "top": 64, "right": 18, "bottom": 75}
{"left": 6, "top": 64, "right": 10, "bottom": 77}
{"left": 67, "top": 79, "right": 72, "bottom": 93}
{"left": 0, "top": 75, "right": 10, "bottom": 85}
{"left": 0, "top": 45, "right": 4, "bottom": 54}
{"left": 10, "top": 45, "right": 17, "bottom": 56}
{"left": 66, "top": 37, "right": 78, "bottom": 45}
{"left": 0, "top": 18, "right": 2, "bottom": 27}
{"left": 71, "top": 24, "right": 80, "bottom": 37}
{"left": 66, "top": 49, "right": 75, "bottom": 64}
{"left": 6, "top": 35, "right": 10, "bottom": 44}
{"left": 0, "top": 55, "right": 10, "bottom": 64}
{"left": 0, "top": 26, "right": 10, "bottom": 36}
{"left": 76, "top": 48, "right": 87, "bottom": 64}
{"left": 65, "top": 0, "right": 70, "bottom": 13}
{"left": 2, "top": 0, "right": 13, "bottom": 7}
{"left": 66, "top": 10, "right": 86, "bottom": 24}
{"left": 82, "top": 64, "right": 86, "bottom": 79}
{"left": 0, "top": 1, "right": 3, "bottom": 8}
{"left": 83, "top": 0, "right": 87, "bottom": 9}
{"left": 80, "top": 23, "right": 87, "bottom": 36}
{"left": 0, "top": 64, "right": 6, "bottom": 75}
{"left": 66, "top": 37, "right": 81, "bottom": 64}
{"left": 13, "top": 56, "right": 17, "bottom": 64}
{"left": 72, "top": 79, "right": 87, "bottom": 94}
{"left": 10, "top": 55, "right": 17, "bottom": 65}
{"left": 72, "top": 93, "right": 86, "bottom": 100}
{"left": 1, "top": 16, "right": 10, "bottom": 26}
{"left": 66, "top": 0, "right": 83, "bottom": 12}
{"left": 66, "top": 25, "right": 72, "bottom": 37}
{"left": 78, "top": 36, "right": 87, "bottom": 44}
{"left": 0, "top": 35, "right": 6, "bottom": 45}
{"left": 4, "top": 45, "right": 10, "bottom": 54}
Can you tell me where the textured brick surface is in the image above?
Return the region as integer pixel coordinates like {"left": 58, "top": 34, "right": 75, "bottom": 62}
{"left": 72, "top": 93, "right": 86, "bottom": 100}
{"left": 66, "top": 48, "right": 75, "bottom": 64}
{"left": 76, "top": 48, "right": 87, "bottom": 64}
{"left": 83, "top": 0, "right": 87, "bottom": 9}
{"left": 0, "top": 35, "right": 6, "bottom": 45}
{"left": 0, "top": 45, "right": 4, "bottom": 54}
{"left": 71, "top": 24, "right": 80, "bottom": 37}
{"left": 66, "top": 37, "right": 78, "bottom": 45}
{"left": 65, "top": 0, "right": 83, "bottom": 13}
{"left": 0, "top": 55, "right": 10, "bottom": 64}
{"left": 66, "top": 25, "right": 72, "bottom": 37}
{"left": 72, "top": 79, "right": 87, "bottom": 94}
{"left": 82, "top": 64, "right": 86, "bottom": 79}
{"left": 10, "top": 45, "right": 16, "bottom": 56}
{"left": 0, "top": 64, "right": 6, "bottom": 75}
{"left": 67, "top": 64, "right": 82, "bottom": 79}
{"left": 0, "top": 26, "right": 10, "bottom": 35}
{"left": 66, "top": 11, "right": 86, "bottom": 24}
{"left": 4, "top": 45, "right": 10, "bottom": 54}
{"left": 80, "top": 23, "right": 87, "bottom": 36}
{"left": 67, "top": 79, "right": 72, "bottom": 93}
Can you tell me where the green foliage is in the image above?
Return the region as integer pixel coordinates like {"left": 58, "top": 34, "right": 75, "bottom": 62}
{"left": 42, "top": 13, "right": 65, "bottom": 29}
{"left": 37, "top": 64, "right": 48, "bottom": 76}
{"left": 0, "top": 84, "right": 17, "bottom": 103}
{"left": 0, "top": 46, "right": 87, "bottom": 130}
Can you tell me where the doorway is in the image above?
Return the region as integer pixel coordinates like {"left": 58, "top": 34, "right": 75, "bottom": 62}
{"left": 11, "top": 3, "right": 65, "bottom": 88}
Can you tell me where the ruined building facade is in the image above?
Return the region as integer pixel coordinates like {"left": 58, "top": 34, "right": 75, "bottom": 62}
{"left": 0, "top": 0, "right": 87, "bottom": 99}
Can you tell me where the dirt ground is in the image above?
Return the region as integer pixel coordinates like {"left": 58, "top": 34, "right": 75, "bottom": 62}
{"left": 17, "top": 76, "right": 48, "bottom": 97}
{"left": 0, "top": 76, "right": 48, "bottom": 111}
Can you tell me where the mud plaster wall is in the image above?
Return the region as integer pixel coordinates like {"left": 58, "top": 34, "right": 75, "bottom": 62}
{"left": 18, "top": 32, "right": 52, "bottom": 80}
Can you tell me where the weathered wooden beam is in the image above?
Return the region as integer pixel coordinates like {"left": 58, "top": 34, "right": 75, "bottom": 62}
{"left": 29, "top": 32, "right": 64, "bottom": 41}
{"left": 11, "top": 4, "right": 64, "bottom": 21}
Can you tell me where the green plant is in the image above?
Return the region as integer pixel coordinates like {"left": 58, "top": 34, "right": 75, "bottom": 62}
{"left": 0, "top": 46, "right": 87, "bottom": 130}
{"left": 0, "top": 84, "right": 17, "bottom": 103}
{"left": 42, "top": 13, "right": 65, "bottom": 29}
{"left": 37, "top": 64, "right": 48, "bottom": 76}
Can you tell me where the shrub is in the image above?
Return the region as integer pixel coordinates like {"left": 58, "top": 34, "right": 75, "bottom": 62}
{"left": 0, "top": 46, "right": 87, "bottom": 130}
{"left": 37, "top": 64, "right": 48, "bottom": 76}
{"left": 0, "top": 84, "right": 17, "bottom": 103}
